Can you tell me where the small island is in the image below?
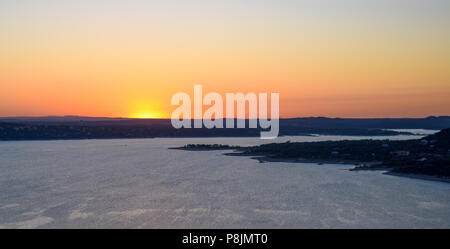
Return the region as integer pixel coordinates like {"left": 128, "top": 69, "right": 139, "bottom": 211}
{"left": 176, "top": 128, "right": 450, "bottom": 182}
{"left": 170, "top": 144, "right": 241, "bottom": 151}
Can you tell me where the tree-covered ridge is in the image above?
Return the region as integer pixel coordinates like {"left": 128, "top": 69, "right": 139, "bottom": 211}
{"left": 236, "top": 128, "right": 450, "bottom": 177}
{"left": 178, "top": 128, "right": 450, "bottom": 179}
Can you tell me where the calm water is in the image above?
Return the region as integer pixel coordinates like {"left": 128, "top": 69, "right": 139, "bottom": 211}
{"left": 1, "top": 134, "right": 449, "bottom": 228}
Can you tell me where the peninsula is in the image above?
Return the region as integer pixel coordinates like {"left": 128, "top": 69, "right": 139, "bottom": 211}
{"left": 175, "top": 128, "right": 450, "bottom": 182}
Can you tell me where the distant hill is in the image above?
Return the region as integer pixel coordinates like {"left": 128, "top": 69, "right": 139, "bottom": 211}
{"left": 281, "top": 116, "right": 450, "bottom": 130}
{"left": 1, "top": 116, "right": 449, "bottom": 129}
{"left": 0, "top": 116, "right": 449, "bottom": 140}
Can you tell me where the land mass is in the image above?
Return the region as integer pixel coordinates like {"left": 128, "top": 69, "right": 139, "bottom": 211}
{"left": 170, "top": 144, "right": 240, "bottom": 151}
{"left": 175, "top": 128, "right": 450, "bottom": 182}
{"left": 1, "top": 116, "right": 449, "bottom": 140}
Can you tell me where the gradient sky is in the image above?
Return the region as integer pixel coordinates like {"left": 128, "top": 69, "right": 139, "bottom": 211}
{"left": 1, "top": 0, "right": 449, "bottom": 118}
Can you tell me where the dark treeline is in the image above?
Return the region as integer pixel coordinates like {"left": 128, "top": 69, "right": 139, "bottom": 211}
{"left": 0, "top": 122, "right": 410, "bottom": 140}
{"left": 0, "top": 116, "right": 449, "bottom": 140}
{"left": 1, "top": 116, "right": 450, "bottom": 129}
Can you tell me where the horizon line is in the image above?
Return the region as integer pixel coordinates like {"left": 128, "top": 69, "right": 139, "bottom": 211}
{"left": 1, "top": 115, "right": 449, "bottom": 120}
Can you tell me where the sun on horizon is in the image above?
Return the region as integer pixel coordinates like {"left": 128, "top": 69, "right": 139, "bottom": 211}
{"left": 130, "top": 112, "right": 164, "bottom": 119}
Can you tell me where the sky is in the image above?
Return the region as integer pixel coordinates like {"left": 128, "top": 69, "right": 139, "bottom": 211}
{"left": 1, "top": 0, "right": 449, "bottom": 118}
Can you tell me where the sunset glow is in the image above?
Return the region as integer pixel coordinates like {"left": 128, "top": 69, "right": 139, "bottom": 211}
{"left": 131, "top": 113, "right": 163, "bottom": 119}
{"left": 1, "top": 0, "right": 449, "bottom": 118}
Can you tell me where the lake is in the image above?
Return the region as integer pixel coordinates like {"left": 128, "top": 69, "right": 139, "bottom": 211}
{"left": 1, "top": 134, "right": 449, "bottom": 228}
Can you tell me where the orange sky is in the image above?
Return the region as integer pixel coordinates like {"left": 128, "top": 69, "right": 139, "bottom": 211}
{"left": 1, "top": 0, "right": 449, "bottom": 118}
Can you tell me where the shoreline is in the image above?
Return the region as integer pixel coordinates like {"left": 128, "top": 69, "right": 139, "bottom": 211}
{"left": 169, "top": 147, "right": 238, "bottom": 151}
{"left": 383, "top": 172, "right": 450, "bottom": 183}
{"left": 224, "top": 152, "right": 450, "bottom": 184}
{"left": 224, "top": 152, "right": 369, "bottom": 165}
